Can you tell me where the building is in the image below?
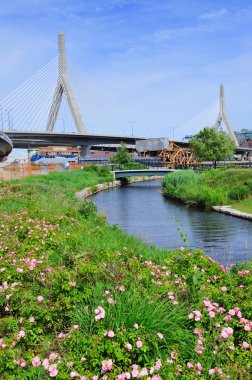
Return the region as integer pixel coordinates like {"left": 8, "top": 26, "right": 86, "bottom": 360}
{"left": 234, "top": 129, "right": 252, "bottom": 147}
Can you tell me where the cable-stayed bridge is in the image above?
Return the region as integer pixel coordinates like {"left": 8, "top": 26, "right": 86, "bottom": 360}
{"left": 1, "top": 33, "right": 144, "bottom": 152}
{"left": 0, "top": 32, "right": 250, "bottom": 161}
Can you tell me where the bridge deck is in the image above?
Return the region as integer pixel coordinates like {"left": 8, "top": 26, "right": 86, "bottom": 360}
{"left": 114, "top": 169, "right": 176, "bottom": 179}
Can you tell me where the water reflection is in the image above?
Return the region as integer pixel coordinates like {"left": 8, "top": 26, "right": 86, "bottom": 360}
{"left": 93, "top": 180, "right": 252, "bottom": 265}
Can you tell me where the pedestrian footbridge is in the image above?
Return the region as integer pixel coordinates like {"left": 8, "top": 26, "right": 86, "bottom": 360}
{"left": 114, "top": 168, "right": 176, "bottom": 180}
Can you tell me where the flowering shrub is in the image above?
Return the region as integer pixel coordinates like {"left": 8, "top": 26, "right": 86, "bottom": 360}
{"left": 0, "top": 173, "right": 251, "bottom": 379}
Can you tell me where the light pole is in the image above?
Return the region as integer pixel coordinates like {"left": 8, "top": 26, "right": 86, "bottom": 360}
{"left": 130, "top": 120, "right": 135, "bottom": 137}
{"left": 170, "top": 126, "right": 176, "bottom": 140}
{"left": 5, "top": 108, "right": 12, "bottom": 131}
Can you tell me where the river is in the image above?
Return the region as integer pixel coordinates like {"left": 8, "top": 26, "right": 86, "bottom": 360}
{"left": 93, "top": 180, "right": 252, "bottom": 265}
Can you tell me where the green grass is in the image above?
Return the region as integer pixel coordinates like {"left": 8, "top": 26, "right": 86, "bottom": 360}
{"left": 162, "top": 167, "right": 252, "bottom": 208}
{"left": 0, "top": 167, "right": 113, "bottom": 217}
{"left": 0, "top": 165, "right": 251, "bottom": 379}
{"left": 232, "top": 197, "right": 252, "bottom": 214}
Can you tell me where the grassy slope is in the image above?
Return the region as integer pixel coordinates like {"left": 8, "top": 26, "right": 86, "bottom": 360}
{"left": 0, "top": 168, "right": 251, "bottom": 379}
{"left": 232, "top": 197, "right": 252, "bottom": 213}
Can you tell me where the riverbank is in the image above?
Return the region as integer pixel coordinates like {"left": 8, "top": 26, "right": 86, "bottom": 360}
{"left": 76, "top": 176, "right": 164, "bottom": 199}
{"left": 212, "top": 205, "right": 252, "bottom": 220}
{"left": 162, "top": 167, "right": 252, "bottom": 215}
{"left": 0, "top": 167, "right": 251, "bottom": 379}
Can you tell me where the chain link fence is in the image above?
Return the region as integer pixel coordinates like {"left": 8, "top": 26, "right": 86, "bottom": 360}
{"left": 0, "top": 161, "right": 88, "bottom": 181}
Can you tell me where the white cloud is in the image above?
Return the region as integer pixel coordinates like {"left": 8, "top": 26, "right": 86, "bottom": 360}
{"left": 199, "top": 8, "right": 227, "bottom": 21}
{"left": 235, "top": 6, "right": 252, "bottom": 22}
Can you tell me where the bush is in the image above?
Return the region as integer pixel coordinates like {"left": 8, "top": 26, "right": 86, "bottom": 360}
{"left": 78, "top": 200, "right": 97, "bottom": 219}
{"left": 163, "top": 167, "right": 252, "bottom": 208}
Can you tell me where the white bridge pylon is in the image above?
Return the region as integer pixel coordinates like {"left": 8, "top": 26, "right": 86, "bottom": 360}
{"left": 179, "top": 84, "right": 239, "bottom": 146}
{"left": 46, "top": 32, "right": 86, "bottom": 134}
{"left": 214, "top": 84, "right": 239, "bottom": 146}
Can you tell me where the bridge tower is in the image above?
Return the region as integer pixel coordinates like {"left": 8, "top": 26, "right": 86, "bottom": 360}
{"left": 46, "top": 32, "right": 86, "bottom": 134}
{"left": 214, "top": 84, "right": 239, "bottom": 146}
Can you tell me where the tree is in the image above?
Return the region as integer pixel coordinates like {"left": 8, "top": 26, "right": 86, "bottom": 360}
{"left": 190, "top": 127, "right": 236, "bottom": 168}
{"left": 111, "top": 142, "right": 133, "bottom": 164}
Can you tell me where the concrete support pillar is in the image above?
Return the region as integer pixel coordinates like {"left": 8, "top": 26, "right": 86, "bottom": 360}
{"left": 240, "top": 152, "right": 248, "bottom": 161}
{"left": 79, "top": 146, "right": 91, "bottom": 158}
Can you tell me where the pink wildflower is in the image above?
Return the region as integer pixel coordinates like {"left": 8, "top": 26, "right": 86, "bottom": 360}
{"left": 17, "top": 330, "right": 25, "bottom": 340}
{"left": 136, "top": 339, "right": 143, "bottom": 348}
{"left": 32, "top": 356, "right": 41, "bottom": 367}
{"left": 221, "top": 327, "right": 233, "bottom": 339}
{"left": 155, "top": 359, "right": 162, "bottom": 370}
{"left": 107, "top": 297, "right": 116, "bottom": 305}
{"left": 125, "top": 343, "right": 132, "bottom": 351}
{"left": 244, "top": 323, "right": 251, "bottom": 331}
{"left": 223, "top": 315, "right": 232, "bottom": 322}
{"left": 49, "top": 364, "right": 58, "bottom": 377}
{"left": 131, "top": 364, "right": 139, "bottom": 377}
{"left": 187, "top": 362, "right": 193, "bottom": 368}
{"left": 188, "top": 310, "right": 202, "bottom": 321}
{"left": 37, "top": 295, "right": 44, "bottom": 302}
{"left": 242, "top": 341, "right": 249, "bottom": 349}
{"left": 58, "top": 332, "right": 66, "bottom": 338}
{"left": 73, "top": 325, "right": 79, "bottom": 331}
{"left": 195, "top": 347, "right": 203, "bottom": 355}
{"left": 171, "top": 351, "right": 177, "bottom": 360}
{"left": 221, "top": 286, "right": 227, "bottom": 292}
{"left": 157, "top": 332, "right": 163, "bottom": 339}
{"left": 94, "top": 306, "right": 105, "bottom": 321}
{"left": 139, "top": 368, "right": 148, "bottom": 376}
{"left": 118, "top": 285, "right": 125, "bottom": 292}
{"left": 198, "top": 337, "right": 204, "bottom": 345}
{"left": 104, "top": 330, "right": 115, "bottom": 338}
{"left": 102, "top": 359, "right": 113, "bottom": 373}
{"left": 20, "top": 358, "right": 26, "bottom": 367}
{"left": 195, "top": 362, "right": 202, "bottom": 374}
{"left": 70, "top": 371, "right": 80, "bottom": 378}
{"left": 42, "top": 359, "right": 50, "bottom": 369}
{"left": 194, "top": 328, "right": 202, "bottom": 336}
{"left": 29, "top": 317, "right": 35, "bottom": 323}
{"left": 229, "top": 308, "right": 236, "bottom": 316}
{"left": 48, "top": 352, "right": 57, "bottom": 361}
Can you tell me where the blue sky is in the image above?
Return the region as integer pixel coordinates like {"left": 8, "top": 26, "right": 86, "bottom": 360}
{"left": 1, "top": 0, "right": 252, "bottom": 139}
